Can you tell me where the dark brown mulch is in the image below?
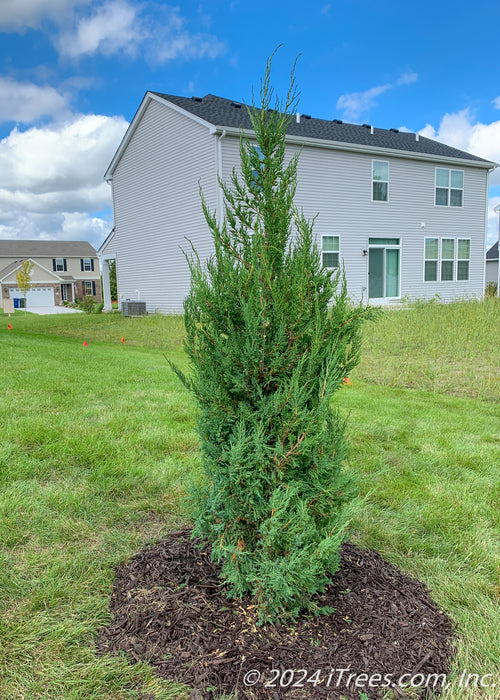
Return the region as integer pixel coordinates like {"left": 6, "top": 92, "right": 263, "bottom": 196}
{"left": 96, "top": 530, "right": 455, "bottom": 699}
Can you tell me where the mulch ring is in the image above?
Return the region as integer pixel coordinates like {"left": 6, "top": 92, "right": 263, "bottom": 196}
{"left": 96, "top": 530, "right": 455, "bottom": 699}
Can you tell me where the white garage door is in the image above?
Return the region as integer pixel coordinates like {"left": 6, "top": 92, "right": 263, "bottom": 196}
{"left": 10, "top": 287, "right": 55, "bottom": 307}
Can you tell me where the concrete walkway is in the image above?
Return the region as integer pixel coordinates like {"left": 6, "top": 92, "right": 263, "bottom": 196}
{"left": 28, "top": 306, "right": 83, "bottom": 315}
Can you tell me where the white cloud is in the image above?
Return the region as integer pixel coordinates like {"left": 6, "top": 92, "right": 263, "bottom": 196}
{"left": 56, "top": 0, "right": 144, "bottom": 58}
{"left": 0, "top": 0, "right": 87, "bottom": 30}
{"left": 336, "top": 72, "right": 418, "bottom": 121}
{"left": 397, "top": 72, "right": 418, "bottom": 86}
{"left": 336, "top": 84, "right": 392, "bottom": 121}
{"left": 0, "top": 77, "right": 69, "bottom": 124}
{"left": 54, "top": 1, "right": 225, "bottom": 62}
{"left": 492, "top": 96, "right": 500, "bottom": 109}
{"left": 0, "top": 114, "right": 128, "bottom": 247}
{"left": 55, "top": 1, "right": 225, "bottom": 62}
{"left": 487, "top": 198, "right": 500, "bottom": 247}
{"left": 418, "top": 108, "right": 500, "bottom": 179}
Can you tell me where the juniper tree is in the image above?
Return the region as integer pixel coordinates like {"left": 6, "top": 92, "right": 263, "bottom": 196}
{"left": 177, "top": 56, "right": 374, "bottom": 622}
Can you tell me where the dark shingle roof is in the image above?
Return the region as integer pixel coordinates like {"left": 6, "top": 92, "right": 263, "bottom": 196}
{"left": 487, "top": 241, "right": 498, "bottom": 260}
{"left": 152, "top": 92, "right": 493, "bottom": 165}
{"left": 0, "top": 240, "right": 97, "bottom": 258}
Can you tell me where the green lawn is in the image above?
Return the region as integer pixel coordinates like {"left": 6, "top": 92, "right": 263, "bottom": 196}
{"left": 0, "top": 300, "right": 499, "bottom": 699}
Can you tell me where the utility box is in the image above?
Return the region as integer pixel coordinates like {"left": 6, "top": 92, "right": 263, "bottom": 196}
{"left": 121, "top": 301, "right": 146, "bottom": 316}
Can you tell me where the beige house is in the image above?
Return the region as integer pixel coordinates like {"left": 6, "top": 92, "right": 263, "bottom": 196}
{"left": 0, "top": 240, "right": 101, "bottom": 310}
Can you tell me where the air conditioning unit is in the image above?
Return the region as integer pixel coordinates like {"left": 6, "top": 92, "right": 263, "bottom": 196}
{"left": 121, "top": 301, "right": 146, "bottom": 316}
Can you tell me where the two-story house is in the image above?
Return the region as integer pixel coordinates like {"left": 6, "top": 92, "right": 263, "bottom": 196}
{"left": 99, "top": 92, "right": 496, "bottom": 312}
{"left": 0, "top": 240, "right": 101, "bottom": 309}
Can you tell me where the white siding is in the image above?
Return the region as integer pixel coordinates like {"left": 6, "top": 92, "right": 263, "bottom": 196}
{"left": 221, "top": 135, "right": 489, "bottom": 302}
{"left": 107, "top": 98, "right": 218, "bottom": 313}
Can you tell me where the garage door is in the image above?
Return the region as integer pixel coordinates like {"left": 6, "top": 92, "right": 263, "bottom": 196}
{"left": 10, "top": 287, "right": 55, "bottom": 307}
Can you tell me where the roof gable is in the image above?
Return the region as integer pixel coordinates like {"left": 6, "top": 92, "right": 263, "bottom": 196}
{"left": 486, "top": 241, "right": 498, "bottom": 260}
{"left": 0, "top": 258, "right": 64, "bottom": 283}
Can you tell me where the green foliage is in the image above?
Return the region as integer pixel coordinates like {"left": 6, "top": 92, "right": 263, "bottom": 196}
{"left": 177, "top": 55, "right": 375, "bottom": 622}
{"left": 77, "top": 295, "right": 104, "bottom": 314}
{"left": 15, "top": 259, "right": 34, "bottom": 315}
{"left": 485, "top": 281, "right": 497, "bottom": 297}
{"left": 108, "top": 259, "right": 117, "bottom": 300}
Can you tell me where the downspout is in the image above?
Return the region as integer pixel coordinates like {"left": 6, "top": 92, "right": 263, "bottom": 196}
{"left": 495, "top": 202, "right": 500, "bottom": 297}
{"left": 217, "top": 129, "right": 226, "bottom": 226}
{"left": 485, "top": 165, "right": 497, "bottom": 297}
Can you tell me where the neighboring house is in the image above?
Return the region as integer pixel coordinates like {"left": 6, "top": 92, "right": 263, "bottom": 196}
{"left": 99, "top": 92, "right": 496, "bottom": 313}
{"left": 0, "top": 240, "right": 101, "bottom": 309}
{"left": 486, "top": 241, "right": 498, "bottom": 289}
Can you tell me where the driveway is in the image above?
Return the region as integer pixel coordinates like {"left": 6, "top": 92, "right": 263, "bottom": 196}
{"left": 28, "top": 306, "right": 83, "bottom": 315}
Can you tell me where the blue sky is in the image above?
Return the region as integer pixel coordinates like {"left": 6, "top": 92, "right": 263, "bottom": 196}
{"left": 1, "top": 0, "right": 499, "bottom": 248}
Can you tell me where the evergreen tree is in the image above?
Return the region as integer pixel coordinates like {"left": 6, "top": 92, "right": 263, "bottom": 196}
{"left": 177, "top": 55, "right": 375, "bottom": 622}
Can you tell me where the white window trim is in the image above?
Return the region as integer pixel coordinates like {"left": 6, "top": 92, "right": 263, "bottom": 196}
{"left": 434, "top": 168, "right": 464, "bottom": 208}
{"left": 423, "top": 236, "right": 471, "bottom": 283}
{"left": 371, "top": 159, "right": 389, "bottom": 203}
{"left": 55, "top": 257, "right": 65, "bottom": 272}
{"left": 423, "top": 237, "right": 439, "bottom": 283}
{"left": 321, "top": 235, "right": 340, "bottom": 268}
{"left": 82, "top": 258, "right": 93, "bottom": 272}
{"left": 457, "top": 237, "right": 471, "bottom": 281}
{"left": 441, "top": 238, "right": 455, "bottom": 282}
{"left": 368, "top": 237, "right": 401, "bottom": 300}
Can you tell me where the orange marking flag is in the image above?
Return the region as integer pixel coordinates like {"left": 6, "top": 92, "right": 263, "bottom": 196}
{"left": 83, "top": 341, "right": 88, "bottom": 347}
{"left": 121, "top": 337, "right": 125, "bottom": 343}
{"left": 343, "top": 377, "right": 351, "bottom": 385}
{"left": 7, "top": 323, "right": 13, "bottom": 330}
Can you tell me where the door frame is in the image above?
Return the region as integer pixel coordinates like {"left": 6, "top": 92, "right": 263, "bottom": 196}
{"left": 368, "top": 238, "right": 401, "bottom": 302}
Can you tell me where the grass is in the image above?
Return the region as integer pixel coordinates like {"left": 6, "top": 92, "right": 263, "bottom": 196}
{"left": 353, "top": 296, "right": 500, "bottom": 401}
{"left": 0, "top": 299, "right": 499, "bottom": 699}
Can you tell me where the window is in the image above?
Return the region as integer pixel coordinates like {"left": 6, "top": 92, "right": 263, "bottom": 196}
{"left": 424, "top": 238, "right": 438, "bottom": 282}
{"left": 441, "top": 239, "right": 455, "bottom": 281}
{"left": 250, "top": 145, "right": 264, "bottom": 191}
{"left": 372, "top": 160, "right": 389, "bottom": 202}
{"left": 457, "top": 239, "right": 470, "bottom": 281}
{"left": 368, "top": 238, "right": 401, "bottom": 299}
{"left": 81, "top": 258, "right": 94, "bottom": 272}
{"left": 424, "top": 236, "right": 470, "bottom": 282}
{"left": 435, "top": 168, "right": 463, "bottom": 207}
{"left": 53, "top": 257, "right": 67, "bottom": 272}
{"left": 83, "top": 281, "right": 96, "bottom": 295}
{"left": 322, "top": 236, "right": 339, "bottom": 268}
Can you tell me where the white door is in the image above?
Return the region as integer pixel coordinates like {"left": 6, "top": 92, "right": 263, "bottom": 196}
{"left": 10, "top": 287, "right": 55, "bottom": 307}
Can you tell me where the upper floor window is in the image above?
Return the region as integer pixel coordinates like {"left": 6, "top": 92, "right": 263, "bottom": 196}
{"left": 372, "top": 160, "right": 389, "bottom": 202}
{"left": 435, "top": 168, "right": 463, "bottom": 207}
{"left": 81, "top": 258, "right": 94, "bottom": 272}
{"left": 250, "top": 145, "right": 264, "bottom": 191}
{"left": 322, "top": 236, "right": 340, "bottom": 268}
{"left": 53, "top": 258, "right": 67, "bottom": 272}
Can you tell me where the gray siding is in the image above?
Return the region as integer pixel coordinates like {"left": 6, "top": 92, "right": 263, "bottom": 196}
{"left": 486, "top": 259, "right": 498, "bottom": 286}
{"left": 105, "top": 99, "right": 489, "bottom": 312}
{"left": 104, "top": 97, "right": 217, "bottom": 313}
{"left": 221, "top": 136, "right": 488, "bottom": 302}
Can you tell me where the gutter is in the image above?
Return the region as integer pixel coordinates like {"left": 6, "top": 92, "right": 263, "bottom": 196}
{"left": 212, "top": 126, "right": 497, "bottom": 170}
